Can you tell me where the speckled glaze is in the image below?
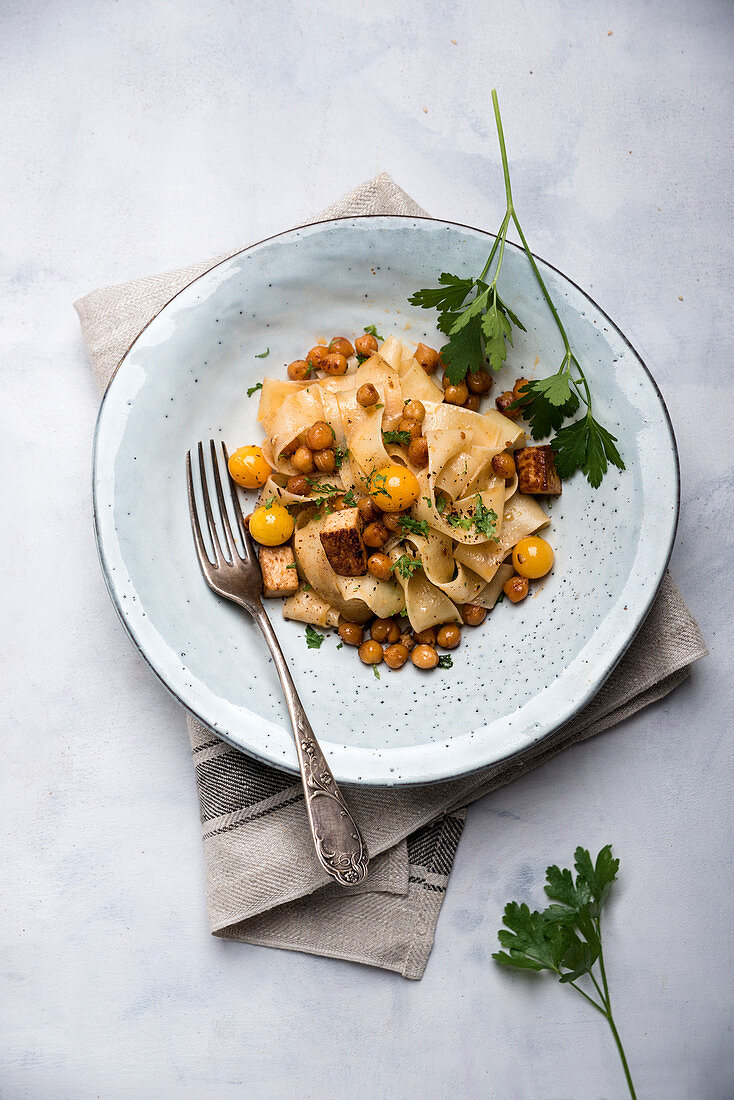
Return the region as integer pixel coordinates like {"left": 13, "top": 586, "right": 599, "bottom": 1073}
{"left": 93, "top": 216, "right": 679, "bottom": 786}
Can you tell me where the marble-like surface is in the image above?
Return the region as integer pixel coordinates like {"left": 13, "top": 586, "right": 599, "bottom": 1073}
{"left": 1, "top": 1, "right": 732, "bottom": 1096}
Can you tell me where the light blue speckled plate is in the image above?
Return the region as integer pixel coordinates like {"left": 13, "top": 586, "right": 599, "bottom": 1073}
{"left": 93, "top": 216, "right": 679, "bottom": 786}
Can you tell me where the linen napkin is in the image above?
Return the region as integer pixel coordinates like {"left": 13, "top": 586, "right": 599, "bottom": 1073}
{"left": 76, "top": 174, "right": 707, "bottom": 980}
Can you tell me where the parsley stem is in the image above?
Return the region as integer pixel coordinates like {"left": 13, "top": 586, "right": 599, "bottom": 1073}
{"left": 491, "top": 89, "right": 515, "bottom": 212}
{"left": 596, "top": 917, "right": 637, "bottom": 1100}
{"left": 567, "top": 980, "right": 607, "bottom": 1016}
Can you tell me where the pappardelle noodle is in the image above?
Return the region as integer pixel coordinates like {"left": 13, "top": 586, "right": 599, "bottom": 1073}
{"left": 227, "top": 331, "right": 562, "bottom": 673}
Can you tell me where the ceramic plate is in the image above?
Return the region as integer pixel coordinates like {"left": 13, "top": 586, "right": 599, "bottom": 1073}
{"left": 93, "top": 216, "right": 679, "bottom": 786}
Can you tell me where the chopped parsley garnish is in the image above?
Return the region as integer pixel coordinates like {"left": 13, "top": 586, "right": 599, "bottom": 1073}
{"left": 397, "top": 516, "right": 429, "bottom": 537}
{"left": 356, "top": 354, "right": 369, "bottom": 365}
{"left": 391, "top": 555, "right": 422, "bottom": 579}
{"left": 422, "top": 496, "right": 434, "bottom": 509}
{"left": 305, "top": 625, "right": 324, "bottom": 649}
{"left": 246, "top": 381, "right": 263, "bottom": 397}
{"left": 342, "top": 488, "right": 359, "bottom": 507}
{"left": 254, "top": 348, "right": 269, "bottom": 359}
{"left": 286, "top": 563, "right": 298, "bottom": 570}
{"left": 445, "top": 510, "right": 473, "bottom": 531}
{"left": 336, "top": 641, "right": 344, "bottom": 650}
{"left": 382, "top": 429, "right": 412, "bottom": 446}
{"left": 364, "top": 324, "right": 384, "bottom": 341}
{"left": 334, "top": 446, "right": 349, "bottom": 470}
{"left": 473, "top": 496, "right": 498, "bottom": 538}
{"left": 444, "top": 496, "right": 498, "bottom": 537}
{"left": 372, "top": 665, "right": 381, "bottom": 680}
{"left": 438, "top": 654, "right": 453, "bottom": 669}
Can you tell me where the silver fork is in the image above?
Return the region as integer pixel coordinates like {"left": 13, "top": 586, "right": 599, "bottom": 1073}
{"left": 186, "top": 440, "right": 369, "bottom": 887}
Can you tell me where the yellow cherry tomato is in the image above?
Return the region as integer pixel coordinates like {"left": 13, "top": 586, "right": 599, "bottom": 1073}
{"left": 368, "top": 464, "right": 421, "bottom": 513}
{"left": 248, "top": 502, "right": 294, "bottom": 546}
{"left": 227, "top": 445, "right": 271, "bottom": 489}
{"left": 512, "top": 536, "right": 554, "bottom": 579}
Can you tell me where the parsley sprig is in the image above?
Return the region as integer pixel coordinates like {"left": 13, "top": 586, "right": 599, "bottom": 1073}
{"left": 408, "top": 90, "right": 625, "bottom": 489}
{"left": 493, "top": 845, "right": 636, "bottom": 1099}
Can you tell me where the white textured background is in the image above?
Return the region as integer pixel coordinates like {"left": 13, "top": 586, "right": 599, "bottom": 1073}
{"left": 2, "top": 2, "right": 733, "bottom": 1097}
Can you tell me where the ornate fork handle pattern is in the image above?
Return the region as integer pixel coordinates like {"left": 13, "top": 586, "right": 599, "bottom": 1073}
{"left": 253, "top": 608, "right": 369, "bottom": 887}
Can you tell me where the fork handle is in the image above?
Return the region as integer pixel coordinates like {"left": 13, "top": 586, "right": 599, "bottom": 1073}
{"left": 252, "top": 606, "right": 369, "bottom": 887}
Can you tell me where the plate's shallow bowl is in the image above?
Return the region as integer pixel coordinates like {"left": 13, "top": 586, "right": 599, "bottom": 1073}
{"left": 93, "top": 216, "right": 678, "bottom": 786}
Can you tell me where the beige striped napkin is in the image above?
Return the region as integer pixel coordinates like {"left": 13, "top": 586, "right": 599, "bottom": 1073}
{"left": 76, "top": 175, "right": 707, "bottom": 979}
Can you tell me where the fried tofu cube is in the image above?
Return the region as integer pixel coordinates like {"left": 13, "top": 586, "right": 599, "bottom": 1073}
{"left": 514, "top": 445, "right": 562, "bottom": 495}
{"left": 259, "top": 544, "right": 300, "bottom": 598}
{"left": 318, "top": 507, "right": 367, "bottom": 576}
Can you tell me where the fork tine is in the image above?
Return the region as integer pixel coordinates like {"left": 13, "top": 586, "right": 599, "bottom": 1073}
{"left": 197, "top": 440, "right": 225, "bottom": 564}
{"left": 186, "top": 450, "right": 214, "bottom": 570}
{"left": 209, "top": 439, "right": 240, "bottom": 561}
{"left": 222, "top": 442, "right": 254, "bottom": 563}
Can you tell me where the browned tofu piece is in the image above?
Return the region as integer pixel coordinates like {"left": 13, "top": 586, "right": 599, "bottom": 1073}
{"left": 259, "top": 545, "right": 300, "bottom": 598}
{"left": 514, "top": 445, "right": 562, "bottom": 495}
{"left": 318, "top": 507, "right": 367, "bottom": 576}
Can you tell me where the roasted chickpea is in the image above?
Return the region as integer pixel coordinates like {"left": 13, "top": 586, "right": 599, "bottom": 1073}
{"left": 436, "top": 624, "right": 461, "bottom": 649}
{"left": 411, "top": 644, "right": 439, "bottom": 670}
{"left": 329, "top": 336, "right": 355, "bottom": 359}
{"left": 414, "top": 342, "right": 439, "bottom": 373}
{"left": 367, "top": 552, "right": 393, "bottom": 581}
{"left": 355, "top": 333, "right": 378, "bottom": 357}
{"left": 496, "top": 391, "right": 521, "bottom": 419}
{"left": 356, "top": 383, "right": 379, "bottom": 408}
{"left": 371, "top": 618, "right": 400, "bottom": 644}
{"left": 322, "top": 351, "right": 348, "bottom": 376}
{"left": 402, "top": 399, "right": 425, "bottom": 423}
{"left": 358, "top": 639, "right": 383, "bottom": 665}
{"left": 413, "top": 626, "right": 437, "bottom": 646}
{"left": 462, "top": 603, "right": 487, "bottom": 626}
{"left": 382, "top": 511, "right": 407, "bottom": 532}
{"left": 441, "top": 371, "right": 451, "bottom": 390}
{"left": 408, "top": 437, "right": 429, "bottom": 469}
{"left": 329, "top": 494, "right": 346, "bottom": 512}
{"left": 512, "top": 536, "right": 554, "bottom": 579}
{"left": 384, "top": 643, "right": 410, "bottom": 670}
{"left": 397, "top": 417, "right": 421, "bottom": 441}
{"left": 398, "top": 631, "right": 415, "bottom": 652}
{"left": 287, "top": 359, "right": 312, "bottom": 381}
{"left": 368, "top": 465, "right": 421, "bottom": 512}
{"left": 503, "top": 574, "right": 530, "bottom": 603}
{"left": 286, "top": 474, "right": 311, "bottom": 496}
{"left": 466, "top": 368, "right": 493, "bottom": 394}
{"left": 363, "top": 521, "right": 390, "bottom": 548}
{"left": 305, "top": 421, "right": 335, "bottom": 451}
{"left": 248, "top": 502, "right": 295, "bottom": 547}
{"left": 513, "top": 377, "right": 531, "bottom": 402}
{"left": 357, "top": 497, "right": 379, "bottom": 524}
{"left": 291, "top": 445, "right": 315, "bottom": 474}
{"left": 227, "top": 445, "right": 271, "bottom": 489}
{"left": 464, "top": 394, "right": 481, "bottom": 412}
{"left": 444, "top": 382, "right": 469, "bottom": 406}
{"left": 306, "top": 345, "right": 329, "bottom": 368}
{"left": 338, "top": 622, "right": 364, "bottom": 647}
{"left": 492, "top": 452, "right": 516, "bottom": 480}
{"left": 314, "top": 448, "right": 336, "bottom": 473}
